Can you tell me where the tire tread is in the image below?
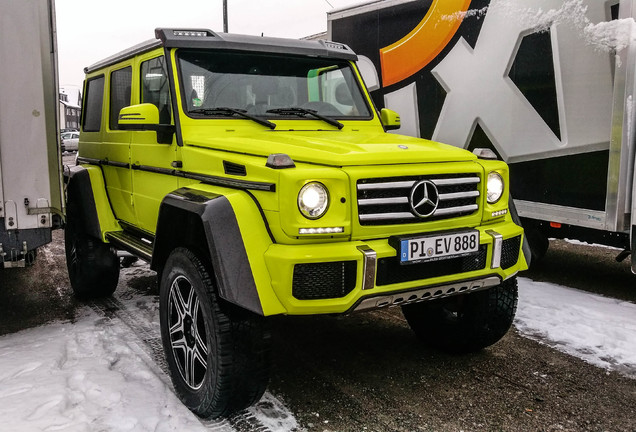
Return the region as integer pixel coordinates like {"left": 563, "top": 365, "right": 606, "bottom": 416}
{"left": 402, "top": 277, "right": 518, "bottom": 354}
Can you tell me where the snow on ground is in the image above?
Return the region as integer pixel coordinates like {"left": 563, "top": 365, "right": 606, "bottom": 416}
{"left": 515, "top": 277, "right": 636, "bottom": 378}
{"left": 0, "top": 265, "right": 634, "bottom": 431}
{"left": 0, "top": 309, "right": 211, "bottom": 432}
{"left": 0, "top": 263, "right": 300, "bottom": 432}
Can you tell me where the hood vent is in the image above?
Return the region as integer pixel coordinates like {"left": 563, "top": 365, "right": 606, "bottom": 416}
{"left": 223, "top": 161, "right": 247, "bottom": 176}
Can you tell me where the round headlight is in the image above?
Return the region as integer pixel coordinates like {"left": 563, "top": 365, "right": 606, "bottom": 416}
{"left": 487, "top": 172, "right": 504, "bottom": 204}
{"left": 298, "top": 182, "right": 329, "bottom": 219}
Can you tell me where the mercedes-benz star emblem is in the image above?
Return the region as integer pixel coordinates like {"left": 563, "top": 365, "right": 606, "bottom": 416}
{"left": 409, "top": 180, "right": 439, "bottom": 218}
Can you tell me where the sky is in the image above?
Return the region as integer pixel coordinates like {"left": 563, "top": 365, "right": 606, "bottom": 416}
{"left": 54, "top": 0, "right": 367, "bottom": 89}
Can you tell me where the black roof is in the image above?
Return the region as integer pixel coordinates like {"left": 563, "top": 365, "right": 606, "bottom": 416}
{"left": 85, "top": 28, "right": 357, "bottom": 74}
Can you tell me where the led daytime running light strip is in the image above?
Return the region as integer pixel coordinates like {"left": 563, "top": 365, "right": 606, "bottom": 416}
{"left": 173, "top": 30, "right": 208, "bottom": 37}
{"left": 491, "top": 209, "right": 508, "bottom": 217}
{"left": 299, "top": 227, "right": 344, "bottom": 235}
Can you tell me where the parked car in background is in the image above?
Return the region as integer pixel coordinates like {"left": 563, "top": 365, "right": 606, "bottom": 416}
{"left": 60, "top": 131, "right": 79, "bottom": 152}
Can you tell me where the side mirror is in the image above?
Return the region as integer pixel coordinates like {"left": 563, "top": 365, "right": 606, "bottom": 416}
{"left": 118, "top": 104, "right": 174, "bottom": 144}
{"left": 380, "top": 108, "right": 401, "bottom": 131}
{"left": 119, "top": 103, "right": 160, "bottom": 127}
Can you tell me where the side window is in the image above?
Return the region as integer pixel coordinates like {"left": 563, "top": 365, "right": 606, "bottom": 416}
{"left": 109, "top": 66, "right": 132, "bottom": 130}
{"left": 82, "top": 76, "right": 105, "bottom": 132}
{"left": 141, "top": 56, "right": 172, "bottom": 124}
{"left": 319, "top": 69, "right": 351, "bottom": 106}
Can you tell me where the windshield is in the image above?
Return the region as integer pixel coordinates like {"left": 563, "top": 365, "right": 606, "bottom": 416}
{"left": 177, "top": 49, "right": 372, "bottom": 120}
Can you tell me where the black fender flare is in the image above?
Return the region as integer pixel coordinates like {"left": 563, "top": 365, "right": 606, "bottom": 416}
{"left": 151, "top": 187, "right": 264, "bottom": 315}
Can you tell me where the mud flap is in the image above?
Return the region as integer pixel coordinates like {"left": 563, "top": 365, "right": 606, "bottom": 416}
{"left": 508, "top": 193, "right": 532, "bottom": 268}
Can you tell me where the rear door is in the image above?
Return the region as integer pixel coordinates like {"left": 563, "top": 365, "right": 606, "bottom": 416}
{"left": 102, "top": 65, "right": 135, "bottom": 224}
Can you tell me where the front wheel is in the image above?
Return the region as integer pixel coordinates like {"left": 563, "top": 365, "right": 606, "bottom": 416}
{"left": 159, "top": 247, "right": 271, "bottom": 418}
{"left": 401, "top": 277, "right": 518, "bottom": 353}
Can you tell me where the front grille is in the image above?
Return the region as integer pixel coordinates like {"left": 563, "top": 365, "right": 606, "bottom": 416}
{"left": 293, "top": 261, "right": 357, "bottom": 300}
{"left": 501, "top": 236, "right": 521, "bottom": 269}
{"left": 376, "top": 245, "right": 488, "bottom": 286}
{"left": 357, "top": 173, "right": 481, "bottom": 225}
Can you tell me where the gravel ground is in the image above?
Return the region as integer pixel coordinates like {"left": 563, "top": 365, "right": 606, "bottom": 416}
{"left": 0, "top": 230, "right": 635, "bottom": 431}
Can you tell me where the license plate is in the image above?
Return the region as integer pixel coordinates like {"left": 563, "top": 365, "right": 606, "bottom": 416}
{"left": 398, "top": 230, "right": 479, "bottom": 264}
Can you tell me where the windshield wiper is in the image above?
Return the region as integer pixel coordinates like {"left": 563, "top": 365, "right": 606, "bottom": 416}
{"left": 189, "top": 107, "right": 276, "bottom": 130}
{"left": 266, "top": 107, "right": 344, "bottom": 130}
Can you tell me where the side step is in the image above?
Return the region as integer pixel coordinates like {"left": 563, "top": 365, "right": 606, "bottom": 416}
{"left": 106, "top": 230, "right": 153, "bottom": 262}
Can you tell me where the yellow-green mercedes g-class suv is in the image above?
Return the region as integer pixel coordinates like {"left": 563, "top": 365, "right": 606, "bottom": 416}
{"left": 65, "top": 28, "right": 527, "bottom": 418}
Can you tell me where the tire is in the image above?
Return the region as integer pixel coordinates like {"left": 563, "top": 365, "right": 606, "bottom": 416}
{"left": 525, "top": 227, "right": 549, "bottom": 264}
{"left": 64, "top": 202, "right": 119, "bottom": 299}
{"left": 520, "top": 219, "right": 549, "bottom": 264}
{"left": 159, "top": 247, "right": 271, "bottom": 419}
{"left": 401, "top": 277, "right": 518, "bottom": 354}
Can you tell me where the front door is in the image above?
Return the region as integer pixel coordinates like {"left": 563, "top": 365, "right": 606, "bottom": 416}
{"left": 130, "top": 54, "right": 180, "bottom": 234}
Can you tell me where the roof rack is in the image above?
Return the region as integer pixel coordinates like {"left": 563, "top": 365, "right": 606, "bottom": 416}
{"left": 84, "top": 28, "right": 357, "bottom": 74}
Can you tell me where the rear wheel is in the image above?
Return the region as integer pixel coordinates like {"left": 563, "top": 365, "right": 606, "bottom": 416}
{"left": 525, "top": 227, "right": 549, "bottom": 264}
{"left": 401, "top": 277, "right": 518, "bottom": 353}
{"left": 159, "top": 247, "right": 271, "bottom": 418}
{"left": 521, "top": 219, "right": 549, "bottom": 264}
{"left": 64, "top": 202, "right": 119, "bottom": 299}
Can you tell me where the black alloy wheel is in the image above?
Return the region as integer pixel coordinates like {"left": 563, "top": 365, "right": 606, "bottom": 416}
{"left": 159, "top": 247, "right": 271, "bottom": 419}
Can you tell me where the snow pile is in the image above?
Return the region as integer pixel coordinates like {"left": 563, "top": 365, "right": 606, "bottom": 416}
{"left": 247, "top": 393, "right": 300, "bottom": 432}
{"left": 441, "top": 6, "right": 489, "bottom": 23}
{"left": 515, "top": 277, "right": 636, "bottom": 377}
{"left": 0, "top": 259, "right": 301, "bottom": 432}
{"left": 502, "top": 0, "right": 590, "bottom": 33}
{"left": 585, "top": 18, "right": 636, "bottom": 53}
{"left": 495, "top": 0, "right": 636, "bottom": 54}
{"left": 0, "top": 304, "right": 301, "bottom": 432}
{"left": 0, "top": 311, "right": 210, "bottom": 432}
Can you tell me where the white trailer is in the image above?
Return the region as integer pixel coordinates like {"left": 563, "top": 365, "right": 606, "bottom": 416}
{"left": 0, "top": 0, "right": 64, "bottom": 267}
{"left": 329, "top": 0, "right": 636, "bottom": 269}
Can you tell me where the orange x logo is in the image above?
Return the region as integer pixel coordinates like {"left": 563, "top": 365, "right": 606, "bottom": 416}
{"left": 380, "top": 0, "right": 471, "bottom": 87}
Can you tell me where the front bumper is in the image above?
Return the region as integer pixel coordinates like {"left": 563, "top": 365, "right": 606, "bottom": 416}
{"left": 264, "top": 220, "right": 526, "bottom": 315}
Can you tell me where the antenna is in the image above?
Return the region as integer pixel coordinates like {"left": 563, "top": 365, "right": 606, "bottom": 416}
{"left": 223, "top": 0, "right": 228, "bottom": 33}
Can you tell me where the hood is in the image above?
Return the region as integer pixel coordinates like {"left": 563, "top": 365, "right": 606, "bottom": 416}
{"left": 184, "top": 129, "right": 476, "bottom": 166}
